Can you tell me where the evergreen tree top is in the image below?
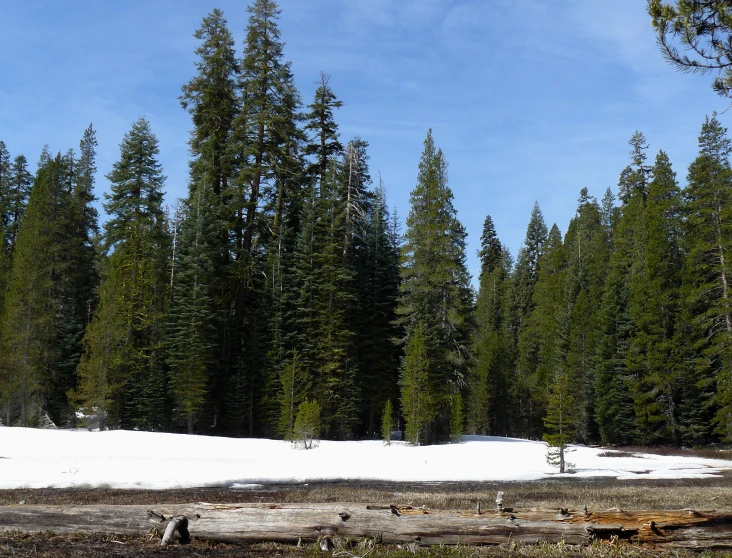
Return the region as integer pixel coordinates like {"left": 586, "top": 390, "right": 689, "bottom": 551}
{"left": 103, "top": 118, "right": 166, "bottom": 247}
{"left": 698, "top": 113, "right": 732, "bottom": 161}
{"left": 478, "top": 215, "right": 502, "bottom": 276}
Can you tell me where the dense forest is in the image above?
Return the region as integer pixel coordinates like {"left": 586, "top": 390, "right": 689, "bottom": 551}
{"left": 2, "top": 0, "right": 732, "bottom": 450}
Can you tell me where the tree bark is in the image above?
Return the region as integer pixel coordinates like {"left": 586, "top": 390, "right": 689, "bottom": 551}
{"left": 1, "top": 502, "right": 732, "bottom": 548}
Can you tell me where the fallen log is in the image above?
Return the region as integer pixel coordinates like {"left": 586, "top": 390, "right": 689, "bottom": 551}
{"left": 1, "top": 502, "right": 731, "bottom": 549}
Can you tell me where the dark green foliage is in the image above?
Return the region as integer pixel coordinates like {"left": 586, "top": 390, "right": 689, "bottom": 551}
{"left": 544, "top": 363, "right": 579, "bottom": 474}
{"left": 627, "top": 151, "right": 683, "bottom": 444}
{"left": 516, "top": 224, "right": 565, "bottom": 438}
{"left": 357, "top": 182, "right": 401, "bottom": 435}
{"left": 398, "top": 130, "right": 473, "bottom": 443}
{"left": 167, "top": 185, "right": 220, "bottom": 433}
{"left": 594, "top": 134, "right": 651, "bottom": 445}
{"left": 304, "top": 72, "right": 343, "bottom": 184}
{"left": 76, "top": 118, "right": 170, "bottom": 430}
{"left": 0, "top": 142, "right": 11, "bottom": 239}
{"left": 512, "top": 202, "right": 549, "bottom": 438}
{"left": 224, "top": 0, "right": 306, "bottom": 436}
{"left": 469, "top": 226, "right": 513, "bottom": 436}
{"left": 681, "top": 114, "right": 732, "bottom": 442}
{"left": 649, "top": 0, "right": 732, "bottom": 97}
{"left": 562, "top": 190, "right": 610, "bottom": 443}
{"left": 71, "top": 255, "right": 127, "bottom": 430}
{"left": 6, "top": 155, "right": 33, "bottom": 252}
{"left": 401, "top": 322, "right": 433, "bottom": 445}
{"left": 10, "top": 1, "right": 732, "bottom": 453}
{"left": 0, "top": 158, "right": 58, "bottom": 426}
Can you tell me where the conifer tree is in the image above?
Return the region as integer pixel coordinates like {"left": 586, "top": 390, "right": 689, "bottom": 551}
{"left": 595, "top": 134, "right": 652, "bottom": 444}
{"left": 276, "top": 350, "right": 310, "bottom": 440}
{"left": 5, "top": 155, "right": 33, "bottom": 252}
{"left": 166, "top": 184, "right": 219, "bottom": 433}
{"left": 0, "top": 158, "right": 59, "bottom": 426}
{"left": 0, "top": 142, "right": 11, "bottom": 236}
{"left": 44, "top": 127, "right": 102, "bottom": 426}
{"left": 544, "top": 363, "right": 578, "bottom": 474}
{"left": 381, "top": 398, "right": 394, "bottom": 445}
{"left": 512, "top": 202, "right": 548, "bottom": 437}
{"left": 470, "top": 216, "right": 516, "bottom": 436}
{"left": 561, "top": 189, "right": 609, "bottom": 443}
{"left": 77, "top": 118, "right": 170, "bottom": 429}
{"left": 226, "top": 0, "right": 303, "bottom": 435}
{"left": 357, "top": 180, "right": 401, "bottom": 434}
{"left": 304, "top": 72, "right": 343, "bottom": 186}
{"left": 180, "top": 9, "right": 241, "bottom": 432}
{"left": 628, "top": 151, "right": 683, "bottom": 444}
{"left": 516, "top": 224, "right": 565, "bottom": 437}
{"left": 398, "top": 130, "right": 473, "bottom": 443}
{"left": 71, "top": 255, "right": 126, "bottom": 429}
{"left": 401, "top": 322, "right": 433, "bottom": 444}
{"left": 682, "top": 114, "right": 732, "bottom": 441}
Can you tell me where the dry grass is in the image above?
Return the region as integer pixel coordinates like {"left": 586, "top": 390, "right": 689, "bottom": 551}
{"left": 3, "top": 476, "right": 732, "bottom": 556}
{"left": 606, "top": 445, "right": 732, "bottom": 461}
{"left": 1, "top": 531, "right": 730, "bottom": 558}
{"left": 3, "top": 474, "right": 732, "bottom": 510}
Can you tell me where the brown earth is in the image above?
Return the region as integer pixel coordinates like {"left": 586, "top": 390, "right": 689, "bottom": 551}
{"left": 2, "top": 475, "right": 732, "bottom": 556}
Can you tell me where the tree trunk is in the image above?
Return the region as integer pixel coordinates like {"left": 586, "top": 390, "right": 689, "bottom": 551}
{"left": 2, "top": 502, "right": 732, "bottom": 549}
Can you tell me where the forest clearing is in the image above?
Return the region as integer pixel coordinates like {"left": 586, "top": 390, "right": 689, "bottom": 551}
{"left": 6, "top": 0, "right": 732, "bottom": 555}
{"left": 2, "top": 430, "right": 732, "bottom": 555}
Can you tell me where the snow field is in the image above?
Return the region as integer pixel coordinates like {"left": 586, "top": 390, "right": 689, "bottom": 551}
{"left": 0, "top": 428, "right": 730, "bottom": 490}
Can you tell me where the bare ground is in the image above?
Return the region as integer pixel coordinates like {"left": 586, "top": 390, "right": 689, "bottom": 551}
{"left": 3, "top": 473, "right": 732, "bottom": 556}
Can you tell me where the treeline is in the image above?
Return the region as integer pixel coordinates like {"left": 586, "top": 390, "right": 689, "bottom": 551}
{"left": 471, "top": 121, "right": 732, "bottom": 448}
{"left": 1, "top": 1, "right": 732, "bottom": 448}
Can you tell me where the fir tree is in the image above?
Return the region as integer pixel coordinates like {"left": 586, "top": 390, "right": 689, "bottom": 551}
{"left": 682, "top": 114, "right": 732, "bottom": 441}
{"left": 381, "top": 398, "right": 394, "bottom": 445}
{"left": 401, "top": 322, "right": 433, "bottom": 444}
{"left": 180, "top": 8, "right": 240, "bottom": 432}
{"left": 594, "top": 133, "right": 653, "bottom": 444}
{"left": 357, "top": 180, "right": 401, "bottom": 434}
{"left": 304, "top": 72, "right": 343, "bottom": 186}
{"left": 77, "top": 118, "right": 170, "bottom": 429}
{"left": 512, "top": 202, "right": 548, "bottom": 437}
{"left": 516, "top": 223, "right": 565, "bottom": 438}
{"left": 561, "top": 190, "right": 609, "bottom": 443}
{"left": 628, "top": 151, "right": 683, "bottom": 444}
{"left": 166, "top": 184, "right": 219, "bottom": 433}
{"left": 543, "top": 362, "right": 578, "bottom": 474}
{"left": 276, "top": 350, "right": 310, "bottom": 440}
{"left": 227, "top": 0, "right": 303, "bottom": 435}
{"left": 0, "top": 142, "right": 10, "bottom": 236}
{"left": 70, "top": 255, "right": 127, "bottom": 430}
{"left": 0, "top": 158, "right": 59, "bottom": 426}
{"left": 469, "top": 216, "right": 512, "bottom": 436}
{"left": 397, "top": 130, "right": 473, "bottom": 443}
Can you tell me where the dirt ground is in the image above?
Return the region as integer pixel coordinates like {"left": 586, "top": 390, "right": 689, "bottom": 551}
{"left": 2, "top": 476, "right": 732, "bottom": 557}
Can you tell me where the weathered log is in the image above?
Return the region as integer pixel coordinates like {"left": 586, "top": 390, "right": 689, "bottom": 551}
{"left": 1, "top": 502, "right": 731, "bottom": 548}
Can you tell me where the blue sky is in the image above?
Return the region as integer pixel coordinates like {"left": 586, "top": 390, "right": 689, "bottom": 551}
{"left": 1, "top": 0, "right": 728, "bottom": 283}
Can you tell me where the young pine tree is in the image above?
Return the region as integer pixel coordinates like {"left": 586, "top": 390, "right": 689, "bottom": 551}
{"left": 401, "top": 322, "right": 434, "bottom": 445}
{"left": 277, "top": 350, "right": 310, "bottom": 440}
